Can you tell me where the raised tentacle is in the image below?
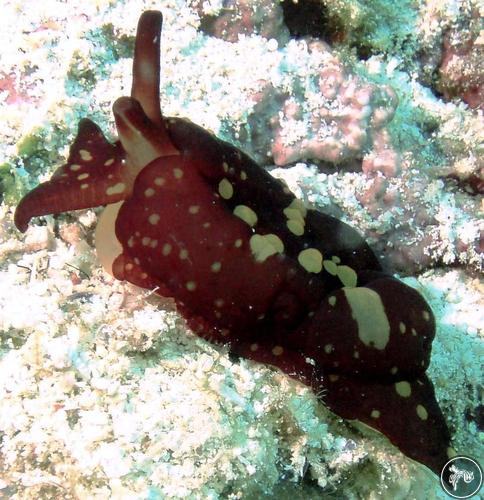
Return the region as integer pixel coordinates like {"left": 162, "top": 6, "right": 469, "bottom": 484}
{"left": 131, "top": 10, "right": 178, "bottom": 156}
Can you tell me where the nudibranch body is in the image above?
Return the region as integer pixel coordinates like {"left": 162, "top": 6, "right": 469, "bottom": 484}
{"left": 14, "top": 11, "right": 451, "bottom": 474}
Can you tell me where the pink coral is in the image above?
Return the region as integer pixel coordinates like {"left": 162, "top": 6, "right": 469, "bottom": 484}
{"left": 193, "top": 0, "right": 289, "bottom": 45}
{"left": 264, "top": 41, "right": 399, "bottom": 168}
{"left": 0, "top": 71, "right": 36, "bottom": 106}
{"left": 438, "top": 9, "right": 483, "bottom": 109}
